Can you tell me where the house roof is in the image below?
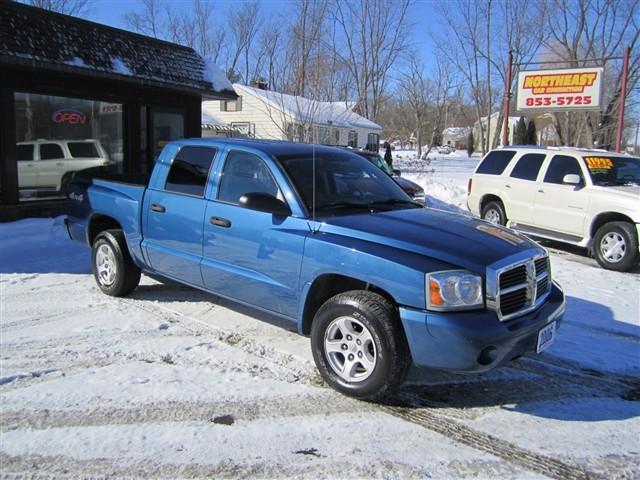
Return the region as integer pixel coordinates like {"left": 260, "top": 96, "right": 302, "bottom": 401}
{"left": 231, "top": 84, "right": 383, "bottom": 131}
{"left": 0, "top": 1, "right": 235, "bottom": 98}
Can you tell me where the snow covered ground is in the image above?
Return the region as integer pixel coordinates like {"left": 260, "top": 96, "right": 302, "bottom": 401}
{"left": 1, "top": 152, "right": 639, "bottom": 479}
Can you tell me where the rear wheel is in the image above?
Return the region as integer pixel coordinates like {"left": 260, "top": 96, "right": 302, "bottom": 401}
{"left": 92, "top": 230, "right": 141, "bottom": 296}
{"left": 593, "top": 221, "right": 639, "bottom": 272}
{"left": 481, "top": 200, "right": 507, "bottom": 226}
{"left": 310, "top": 290, "right": 410, "bottom": 400}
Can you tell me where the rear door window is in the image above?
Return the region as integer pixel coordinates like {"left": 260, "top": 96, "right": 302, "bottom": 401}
{"left": 476, "top": 150, "right": 516, "bottom": 175}
{"left": 510, "top": 153, "right": 546, "bottom": 181}
{"left": 40, "top": 143, "right": 64, "bottom": 160}
{"left": 16, "top": 144, "right": 34, "bottom": 161}
{"left": 543, "top": 155, "right": 583, "bottom": 184}
{"left": 68, "top": 142, "right": 99, "bottom": 158}
{"left": 164, "top": 146, "right": 216, "bottom": 197}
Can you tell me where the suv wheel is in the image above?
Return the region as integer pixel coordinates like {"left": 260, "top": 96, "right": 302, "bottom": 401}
{"left": 310, "top": 290, "right": 410, "bottom": 400}
{"left": 481, "top": 201, "right": 506, "bottom": 226}
{"left": 593, "top": 221, "right": 639, "bottom": 272}
{"left": 92, "top": 230, "right": 141, "bottom": 296}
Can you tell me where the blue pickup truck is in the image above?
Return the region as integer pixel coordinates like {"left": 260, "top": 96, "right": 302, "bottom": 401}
{"left": 66, "top": 138, "right": 565, "bottom": 399}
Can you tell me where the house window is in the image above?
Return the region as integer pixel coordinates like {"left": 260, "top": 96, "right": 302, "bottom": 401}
{"left": 314, "top": 126, "right": 330, "bottom": 145}
{"left": 366, "top": 133, "right": 380, "bottom": 152}
{"left": 286, "top": 123, "right": 305, "bottom": 142}
{"left": 14, "top": 92, "right": 123, "bottom": 202}
{"left": 231, "top": 122, "right": 252, "bottom": 136}
{"left": 348, "top": 130, "right": 358, "bottom": 148}
{"left": 221, "top": 97, "right": 242, "bottom": 112}
{"left": 332, "top": 129, "right": 340, "bottom": 145}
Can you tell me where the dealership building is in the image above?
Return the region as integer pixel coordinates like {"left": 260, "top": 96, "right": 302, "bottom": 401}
{"left": 0, "top": 1, "right": 235, "bottom": 220}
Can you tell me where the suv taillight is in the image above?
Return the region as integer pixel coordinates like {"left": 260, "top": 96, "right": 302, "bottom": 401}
{"left": 467, "top": 178, "right": 472, "bottom": 195}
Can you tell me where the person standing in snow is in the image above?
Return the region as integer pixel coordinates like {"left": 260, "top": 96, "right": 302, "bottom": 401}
{"left": 383, "top": 142, "right": 393, "bottom": 167}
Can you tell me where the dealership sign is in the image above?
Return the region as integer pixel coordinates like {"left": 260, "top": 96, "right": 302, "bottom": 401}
{"left": 516, "top": 67, "right": 603, "bottom": 111}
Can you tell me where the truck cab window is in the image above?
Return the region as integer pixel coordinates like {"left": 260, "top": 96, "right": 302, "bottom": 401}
{"left": 164, "top": 146, "right": 216, "bottom": 197}
{"left": 218, "top": 151, "right": 281, "bottom": 204}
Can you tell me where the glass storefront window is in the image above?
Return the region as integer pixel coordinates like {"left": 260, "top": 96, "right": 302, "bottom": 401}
{"left": 14, "top": 92, "right": 123, "bottom": 201}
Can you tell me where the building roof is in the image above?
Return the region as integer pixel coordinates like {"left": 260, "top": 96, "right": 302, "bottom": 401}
{"left": 0, "top": 1, "right": 235, "bottom": 98}
{"left": 230, "top": 84, "right": 383, "bottom": 131}
{"left": 442, "top": 127, "right": 471, "bottom": 138}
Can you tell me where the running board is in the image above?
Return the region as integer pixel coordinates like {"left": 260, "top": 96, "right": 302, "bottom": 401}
{"left": 509, "top": 223, "right": 584, "bottom": 245}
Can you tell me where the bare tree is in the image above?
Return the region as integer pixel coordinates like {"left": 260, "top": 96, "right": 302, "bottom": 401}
{"left": 540, "top": 0, "right": 640, "bottom": 148}
{"left": 224, "top": 1, "right": 262, "bottom": 84}
{"left": 123, "top": 0, "right": 161, "bottom": 38}
{"left": 334, "top": 0, "right": 411, "bottom": 122}
{"left": 23, "top": 0, "right": 89, "bottom": 16}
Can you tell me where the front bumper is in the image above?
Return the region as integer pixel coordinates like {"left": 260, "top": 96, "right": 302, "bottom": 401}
{"left": 399, "top": 282, "right": 565, "bottom": 372}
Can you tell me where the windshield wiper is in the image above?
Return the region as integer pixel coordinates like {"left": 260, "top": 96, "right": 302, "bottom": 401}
{"left": 367, "top": 198, "right": 423, "bottom": 208}
{"left": 315, "top": 201, "right": 373, "bottom": 212}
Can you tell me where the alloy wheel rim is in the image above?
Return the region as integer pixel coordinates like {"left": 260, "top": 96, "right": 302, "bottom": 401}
{"left": 96, "top": 244, "right": 117, "bottom": 286}
{"left": 600, "top": 232, "right": 626, "bottom": 263}
{"left": 485, "top": 209, "right": 501, "bottom": 225}
{"left": 324, "top": 316, "right": 377, "bottom": 382}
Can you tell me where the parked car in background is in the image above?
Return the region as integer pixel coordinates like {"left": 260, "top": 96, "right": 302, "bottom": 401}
{"left": 17, "top": 139, "right": 111, "bottom": 192}
{"left": 344, "top": 148, "right": 426, "bottom": 203}
{"left": 438, "top": 145, "right": 455, "bottom": 154}
{"left": 467, "top": 146, "right": 640, "bottom": 271}
{"left": 66, "top": 138, "right": 564, "bottom": 400}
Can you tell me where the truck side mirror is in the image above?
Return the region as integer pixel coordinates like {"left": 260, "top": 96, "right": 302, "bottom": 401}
{"left": 239, "top": 192, "right": 292, "bottom": 217}
{"left": 562, "top": 174, "right": 582, "bottom": 186}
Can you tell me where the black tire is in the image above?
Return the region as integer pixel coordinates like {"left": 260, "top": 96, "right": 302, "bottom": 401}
{"left": 310, "top": 290, "right": 410, "bottom": 400}
{"left": 60, "top": 171, "right": 74, "bottom": 196}
{"left": 91, "top": 229, "right": 141, "bottom": 296}
{"left": 593, "top": 221, "right": 639, "bottom": 272}
{"left": 481, "top": 200, "right": 507, "bottom": 226}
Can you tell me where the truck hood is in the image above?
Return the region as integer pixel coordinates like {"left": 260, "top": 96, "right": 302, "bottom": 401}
{"left": 318, "top": 208, "right": 543, "bottom": 274}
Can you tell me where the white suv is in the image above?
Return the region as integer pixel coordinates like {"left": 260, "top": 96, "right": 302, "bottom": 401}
{"left": 467, "top": 147, "right": 640, "bottom": 271}
{"left": 17, "top": 139, "right": 111, "bottom": 192}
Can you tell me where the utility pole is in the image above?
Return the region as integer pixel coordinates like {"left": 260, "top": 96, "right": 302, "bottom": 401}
{"left": 615, "top": 46, "right": 631, "bottom": 152}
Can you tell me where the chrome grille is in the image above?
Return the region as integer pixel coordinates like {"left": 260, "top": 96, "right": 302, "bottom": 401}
{"left": 488, "top": 252, "right": 551, "bottom": 321}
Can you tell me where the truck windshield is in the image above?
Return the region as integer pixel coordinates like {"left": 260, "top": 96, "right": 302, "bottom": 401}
{"left": 356, "top": 151, "right": 394, "bottom": 176}
{"left": 583, "top": 155, "right": 640, "bottom": 186}
{"left": 277, "top": 152, "right": 416, "bottom": 214}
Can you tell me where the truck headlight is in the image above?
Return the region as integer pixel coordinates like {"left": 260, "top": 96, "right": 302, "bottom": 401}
{"left": 426, "top": 270, "right": 484, "bottom": 311}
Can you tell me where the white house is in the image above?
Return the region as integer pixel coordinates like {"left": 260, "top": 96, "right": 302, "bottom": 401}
{"left": 442, "top": 127, "right": 471, "bottom": 149}
{"left": 201, "top": 83, "right": 383, "bottom": 150}
{"left": 473, "top": 112, "right": 522, "bottom": 150}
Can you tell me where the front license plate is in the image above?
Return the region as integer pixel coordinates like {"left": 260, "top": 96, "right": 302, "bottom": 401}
{"left": 536, "top": 321, "right": 556, "bottom": 354}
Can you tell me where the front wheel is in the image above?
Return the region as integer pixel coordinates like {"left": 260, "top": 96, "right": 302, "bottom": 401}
{"left": 310, "top": 290, "right": 410, "bottom": 400}
{"left": 92, "top": 230, "right": 141, "bottom": 296}
{"left": 593, "top": 221, "right": 639, "bottom": 272}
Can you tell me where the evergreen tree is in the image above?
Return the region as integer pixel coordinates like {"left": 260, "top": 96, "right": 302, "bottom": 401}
{"left": 466, "top": 130, "right": 475, "bottom": 157}
{"left": 526, "top": 120, "right": 538, "bottom": 145}
{"left": 514, "top": 117, "right": 527, "bottom": 144}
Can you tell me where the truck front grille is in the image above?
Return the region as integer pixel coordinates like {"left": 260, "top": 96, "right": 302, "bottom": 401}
{"left": 491, "top": 253, "right": 551, "bottom": 321}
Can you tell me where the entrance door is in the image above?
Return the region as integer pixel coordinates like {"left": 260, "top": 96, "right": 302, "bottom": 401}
{"left": 152, "top": 109, "right": 184, "bottom": 161}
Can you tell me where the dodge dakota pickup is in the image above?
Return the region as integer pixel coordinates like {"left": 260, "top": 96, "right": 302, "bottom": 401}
{"left": 66, "top": 139, "right": 565, "bottom": 399}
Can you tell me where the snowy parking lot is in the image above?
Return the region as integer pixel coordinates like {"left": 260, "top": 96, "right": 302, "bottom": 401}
{"left": 1, "top": 153, "right": 639, "bottom": 479}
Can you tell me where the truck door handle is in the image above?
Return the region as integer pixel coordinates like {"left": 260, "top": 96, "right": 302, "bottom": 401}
{"left": 56, "top": 162, "right": 64, "bottom": 166}
{"left": 210, "top": 216, "right": 231, "bottom": 228}
{"left": 505, "top": 184, "right": 511, "bottom": 188}
{"left": 537, "top": 189, "right": 544, "bottom": 193}
{"left": 150, "top": 204, "right": 166, "bottom": 213}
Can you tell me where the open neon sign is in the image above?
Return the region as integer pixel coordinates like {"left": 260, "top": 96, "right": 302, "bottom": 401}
{"left": 52, "top": 109, "right": 87, "bottom": 125}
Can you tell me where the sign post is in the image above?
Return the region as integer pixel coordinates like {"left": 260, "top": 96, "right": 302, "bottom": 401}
{"left": 615, "top": 47, "right": 630, "bottom": 152}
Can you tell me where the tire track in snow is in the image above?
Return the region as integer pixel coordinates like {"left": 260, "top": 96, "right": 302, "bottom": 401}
{"left": 0, "top": 393, "right": 367, "bottom": 431}
{"left": 382, "top": 396, "right": 606, "bottom": 480}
